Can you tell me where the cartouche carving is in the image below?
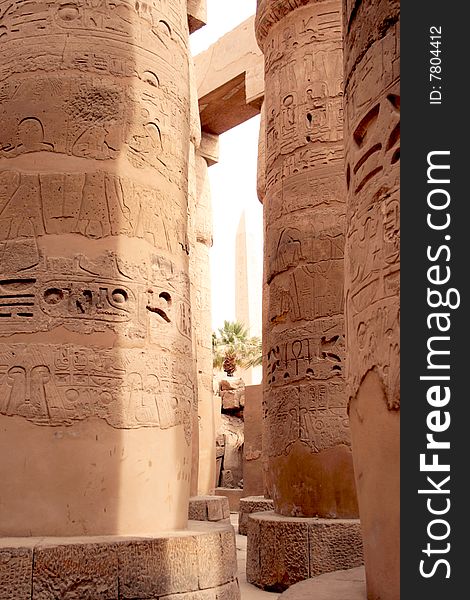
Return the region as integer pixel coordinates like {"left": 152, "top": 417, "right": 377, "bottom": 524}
{"left": 0, "top": 251, "right": 191, "bottom": 341}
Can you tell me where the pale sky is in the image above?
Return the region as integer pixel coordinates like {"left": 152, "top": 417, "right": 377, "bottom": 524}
{"left": 190, "top": 1, "right": 263, "bottom": 337}
{"left": 190, "top": 1, "right": 257, "bottom": 55}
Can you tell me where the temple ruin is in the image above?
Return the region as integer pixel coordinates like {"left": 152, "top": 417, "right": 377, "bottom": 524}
{"left": 0, "top": 1, "right": 400, "bottom": 599}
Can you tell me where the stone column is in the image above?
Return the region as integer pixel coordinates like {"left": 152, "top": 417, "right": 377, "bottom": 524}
{"left": 191, "top": 137, "right": 217, "bottom": 496}
{"left": 187, "top": 49, "right": 218, "bottom": 502}
{"left": 247, "top": 0, "right": 362, "bottom": 589}
{"left": 258, "top": 101, "right": 272, "bottom": 501}
{"left": 257, "top": 101, "right": 266, "bottom": 206}
{"left": 188, "top": 53, "right": 202, "bottom": 498}
{"left": 0, "top": 2, "right": 241, "bottom": 597}
{"left": 343, "top": 2, "right": 400, "bottom": 599}
{"left": 194, "top": 148, "right": 217, "bottom": 496}
{"left": 0, "top": 0, "right": 195, "bottom": 538}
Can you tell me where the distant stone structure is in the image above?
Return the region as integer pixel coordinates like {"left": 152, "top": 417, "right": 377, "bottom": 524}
{"left": 189, "top": 495, "right": 230, "bottom": 522}
{"left": 235, "top": 212, "right": 263, "bottom": 386}
{"left": 242, "top": 384, "right": 264, "bottom": 497}
{"left": 216, "top": 378, "right": 245, "bottom": 492}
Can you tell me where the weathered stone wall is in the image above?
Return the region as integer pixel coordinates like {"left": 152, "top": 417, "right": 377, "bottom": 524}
{"left": 0, "top": 0, "right": 194, "bottom": 536}
{"left": 217, "top": 413, "right": 244, "bottom": 490}
{"left": 243, "top": 384, "right": 264, "bottom": 497}
{"left": 256, "top": 0, "right": 358, "bottom": 519}
{"left": 342, "top": 1, "right": 400, "bottom": 598}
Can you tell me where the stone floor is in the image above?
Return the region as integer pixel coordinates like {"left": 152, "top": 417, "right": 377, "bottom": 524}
{"left": 231, "top": 513, "right": 366, "bottom": 600}
{"left": 231, "top": 513, "right": 279, "bottom": 600}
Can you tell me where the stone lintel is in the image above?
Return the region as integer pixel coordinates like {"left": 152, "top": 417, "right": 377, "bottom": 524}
{"left": 246, "top": 512, "right": 364, "bottom": 592}
{"left": 238, "top": 497, "right": 274, "bottom": 536}
{"left": 0, "top": 522, "right": 239, "bottom": 600}
{"left": 189, "top": 496, "right": 230, "bottom": 522}
{"left": 198, "top": 132, "right": 220, "bottom": 166}
{"left": 187, "top": 0, "right": 207, "bottom": 34}
{"left": 195, "top": 16, "right": 264, "bottom": 135}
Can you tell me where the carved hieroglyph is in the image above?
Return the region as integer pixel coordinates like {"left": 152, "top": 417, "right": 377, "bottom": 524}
{"left": 343, "top": 0, "right": 400, "bottom": 410}
{"left": 256, "top": 0, "right": 358, "bottom": 518}
{"left": 0, "top": 0, "right": 193, "bottom": 535}
{"left": 343, "top": 2, "right": 400, "bottom": 599}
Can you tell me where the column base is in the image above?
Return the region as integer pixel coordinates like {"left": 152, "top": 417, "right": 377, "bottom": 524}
{"left": 238, "top": 497, "right": 274, "bottom": 535}
{"left": 0, "top": 521, "right": 239, "bottom": 600}
{"left": 189, "top": 496, "right": 230, "bottom": 522}
{"left": 247, "top": 512, "right": 363, "bottom": 592}
{"left": 278, "top": 566, "right": 366, "bottom": 600}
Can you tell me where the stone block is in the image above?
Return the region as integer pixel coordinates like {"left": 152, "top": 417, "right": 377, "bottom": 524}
{"left": 245, "top": 515, "right": 261, "bottom": 584}
{"left": 219, "top": 528, "right": 238, "bottom": 583}
{"left": 238, "top": 497, "right": 274, "bottom": 535}
{"left": 221, "top": 390, "right": 241, "bottom": 411}
{"left": 33, "top": 541, "right": 119, "bottom": 600}
{"left": 219, "top": 378, "right": 244, "bottom": 392}
{"left": 195, "top": 17, "right": 264, "bottom": 134}
{"left": 308, "top": 520, "right": 364, "bottom": 577}
{"left": 0, "top": 524, "right": 239, "bottom": 600}
{"left": 197, "top": 530, "right": 225, "bottom": 589}
{"left": 198, "top": 132, "right": 219, "bottom": 166}
{"left": 207, "top": 497, "right": 230, "bottom": 521}
{"left": 258, "top": 515, "right": 309, "bottom": 591}
{"left": 189, "top": 497, "right": 209, "bottom": 521}
{"left": 187, "top": 0, "right": 207, "bottom": 34}
{"left": 246, "top": 513, "right": 364, "bottom": 592}
{"left": 188, "top": 496, "right": 230, "bottom": 522}
{"left": 118, "top": 535, "right": 199, "bottom": 598}
{"left": 0, "top": 545, "right": 34, "bottom": 600}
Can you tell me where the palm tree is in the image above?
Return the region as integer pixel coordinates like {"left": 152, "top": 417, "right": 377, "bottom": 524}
{"left": 212, "top": 320, "right": 262, "bottom": 377}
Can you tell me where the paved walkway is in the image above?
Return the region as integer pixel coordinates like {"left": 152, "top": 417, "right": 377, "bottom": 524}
{"left": 230, "top": 514, "right": 279, "bottom": 600}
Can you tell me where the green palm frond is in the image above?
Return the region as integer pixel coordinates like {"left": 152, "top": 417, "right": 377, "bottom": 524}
{"left": 212, "top": 321, "right": 262, "bottom": 376}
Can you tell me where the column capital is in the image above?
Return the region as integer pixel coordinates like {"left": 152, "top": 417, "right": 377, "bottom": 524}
{"left": 255, "top": 0, "right": 322, "bottom": 49}
{"left": 197, "top": 131, "right": 219, "bottom": 166}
